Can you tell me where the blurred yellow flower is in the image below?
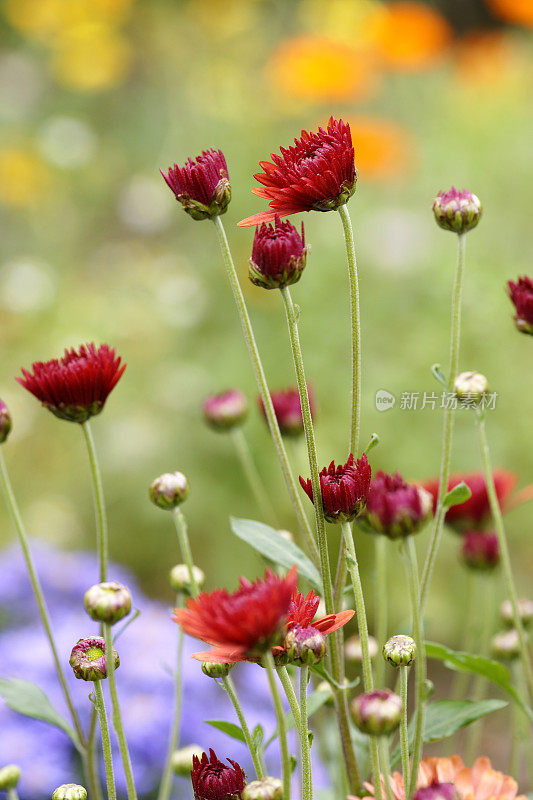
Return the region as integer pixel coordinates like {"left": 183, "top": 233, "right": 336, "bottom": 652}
{"left": 3, "top": 0, "right": 133, "bottom": 42}
{"left": 0, "top": 148, "right": 50, "bottom": 207}
{"left": 347, "top": 116, "right": 415, "bottom": 180}
{"left": 487, "top": 0, "right": 533, "bottom": 26}
{"left": 50, "top": 23, "right": 132, "bottom": 91}
{"left": 297, "top": 0, "right": 380, "bottom": 44}
{"left": 184, "top": 0, "right": 260, "bottom": 37}
{"left": 266, "top": 35, "right": 379, "bottom": 102}
{"left": 367, "top": 2, "right": 452, "bottom": 70}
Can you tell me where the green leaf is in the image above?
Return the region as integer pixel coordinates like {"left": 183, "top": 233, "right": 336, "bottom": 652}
{"left": 204, "top": 719, "right": 246, "bottom": 743}
{"left": 252, "top": 723, "right": 264, "bottom": 749}
{"left": 443, "top": 482, "right": 472, "bottom": 509}
{"left": 311, "top": 662, "right": 360, "bottom": 691}
{"left": 0, "top": 678, "right": 82, "bottom": 752}
{"left": 431, "top": 363, "right": 448, "bottom": 387}
{"left": 230, "top": 517, "right": 322, "bottom": 592}
{"left": 425, "top": 642, "right": 533, "bottom": 720}
{"left": 364, "top": 433, "right": 380, "bottom": 454}
{"left": 265, "top": 688, "right": 331, "bottom": 748}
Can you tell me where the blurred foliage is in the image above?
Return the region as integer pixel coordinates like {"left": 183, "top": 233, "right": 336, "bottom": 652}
{"left": 0, "top": 0, "right": 532, "bottom": 659}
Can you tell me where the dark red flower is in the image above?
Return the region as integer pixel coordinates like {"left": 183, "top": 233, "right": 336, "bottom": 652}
{"left": 173, "top": 567, "right": 298, "bottom": 662}
{"left": 362, "top": 470, "right": 433, "bottom": 539}
{"left": 300, "top": 453, "right": 371, "bottom": 524}
{"left": 461, "top": 531, "right": 500, "bottom": 571}
{"left": 203, "top": 390, "right": 248, "bottom": 431}
{"left": 258, "top": 385, "right": 314, "bottom": 437}
{"left": 16, "top": 343, "right": 126, "bottom": 423}
{"left": 191, "top": 749, "right": 245, "bottom": 800}
{"left": 422, "top": 470, "right": 518, "bottom": 532}
{"left": 161, "top": 149, "right": 231, "bottom": 220}
{"left": 507, "top": 276, "right": 533, "bottom": 335}
{"left": 238, "top": 117, "right": 356, "bottom": 227}
{"left": 249, "top": 216, "right": 308, "bottom": 290}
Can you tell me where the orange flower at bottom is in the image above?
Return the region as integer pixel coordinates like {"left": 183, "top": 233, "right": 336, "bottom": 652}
{"left": 352, "top": 756, "right": 526, "bottom": 800}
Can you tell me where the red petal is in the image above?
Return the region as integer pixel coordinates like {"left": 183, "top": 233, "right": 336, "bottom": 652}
{"left": 314, "top": 609, "right": 355, "bottom": 635}
{"left": 192, "top": 646, "right": 247, "bottom": 663}
{"left": 238, "top": 210, "right": 285, "bottom": 227}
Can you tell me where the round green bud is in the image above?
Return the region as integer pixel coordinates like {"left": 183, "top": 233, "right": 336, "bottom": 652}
{"left": 432, "top": 188, "right": 482, "bottom": 234}
{"left": 454, "top": 371, "right": 489, "bottom": 404}
{"left": 69, "top": 636, "right": 120, "bottom": 681}
{"left": 242, "top": 778, "right": 284, "bottom": 800}
{"left": 345, "top": 634, "right": 379, "bottom": 664}
{"left": 284, "top": 625, "right": 326, "bottom": 666}
{"left": 84, "top": 581, "right": 132, "bottom": 625}
{"left": 350, "top": 689, "right": 402, "bottom": 736}
{"left": 170, "top": 744, "right": 203, "bottom": 777}
{"left": 383, "top": 635, "right": 417, "bottom": 668}
{"left": 491, "top": 629, "right": 522, "bottom": 661}
{"left": 201, "top": 661, "right": 235, "bottom": 679}
{"left": 0, "top": 765, "right": 21, "bottom": 791}
{"left": 169, "top": 563, "right": 205, "bottom": 594}
{"left": 0, "top": 400, "right": 12, "bottom": 445}
{"left": 500, "top": 597, "right": 533, "bottom": 629}
{"left": 52, "top": 785, "right": 87, "bottom": 800}
{"left": 150, "top": 471, "right": 189, "bottom": 510}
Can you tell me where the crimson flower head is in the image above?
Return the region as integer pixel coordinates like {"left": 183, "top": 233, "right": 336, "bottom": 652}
{"left": 238, "top": 117, "right": 356, "bottom": 227}
{"left": 507, "top": 276, "right": 533, "bottom": 336}
{"left": 161, "top": 149, "right": 231, "bottom": 221}
{"left": 249, "top": 216, "right": 308, "bottom": 290}
{"left": 191, "top": 749, "right": 245, "bottom": 800}
{"left": 203, "top": 390, "right": 248, "bottom": 431}
{"left": 461, "top": 531, "right": 500, "bottom": 571}
{"left": 258, "top": 385, "right": 314, "bottom": 437}
{"left": 432, "top": 187, "right": 482, "bottom": 234}
{"left": 300, "top": 453, "right": 371, "bottom": 524}
{"left": 423, "top": 470, "right": 518, "bottom": 532}
{"left": 17, "top": 343, "right": 126, "bottom": 423}
{"left": 174, "top": 567, "right": 298, "bottom": 662}
{"left": 362, "top": 470, "right": 433, "bottom": 540}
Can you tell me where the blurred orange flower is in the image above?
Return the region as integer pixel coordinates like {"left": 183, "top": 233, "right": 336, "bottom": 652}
{"left": 487, "top": 0, "right": 533, "bottom": 26}
{"left": 368, "top": 2, "right": 452, "bottom": 70}
{"left": 346, "top": 116, "right": 415, "bottom": 180}
{"left": 454, "top": 30, "right": 526, "bottom": 88}
{"left": 266, "top": 35, "right": 379, "bottom": 102}
{"left": 0, "top": 149, "right": 50, "bottom": 208}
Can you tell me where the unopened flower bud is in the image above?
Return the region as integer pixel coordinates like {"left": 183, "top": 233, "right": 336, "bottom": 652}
{"left": 150, "top": 472, "right": 189, "bottom": 509}
{"left": 345, "top": 634, "right": 378, "bottom": 663}
{"left": 0, "top": 765, "right": 21, "bottom": 791}
{"left": 491, "top": 629, "right": 522, "bottom": 661}
{"left": 169, "top": 563, "right": 205, "bottom": 594}
{"left": 0, "top": 400, "right": 12, "bottom": 445}
{"left": 414, "top": 783, "right": 459, "bottom": 800}
{"left": 170, "top": 744, "right": 203, "bottom": 777}
{"left": 249, "top": 217, "right": 308, "bottom": 290}
{"left": 203, "top": 390, "right": 248, "bottom": 431}
{"left": 201, "top": 661, "right": 235, "bottom": 679}
{"left": 350, "top": 689, "right": 402, "bottom": 736}
{"left": 284, "top": 625, "right": 326, "bottom": 666}
{"left": 69, "top": 636, "right": 119, "bottom": 681}
{"left": 507, "top": 276, "right": 533, "bottom": 336}
{"left": 461, "top": 531, "right": 499, "bottom": 571}
{"left": 242, "top": 777, "right": 284, "bottom": 800}
{"left": 161, "top": 150, "right": 231, "bottom": 221}
{"left": 500, "top": 597, "right": 533, "bottom": 629}
{"left": 432, "top": 188, "right": 482, "bottom": 234}
{"left": 84, "top": 581, "right": 131, "bottom": 625}
{"left": 52, "top": 785, "right": 87, "bottom": 800}
{"left": 362, "top": 471, "right": 433, "bottom": 540}
{"left": 454, "top": 372, "right": 489, "bottom": 404}
{"left": 383, "top": 635, "right": 417, "bottom": 667}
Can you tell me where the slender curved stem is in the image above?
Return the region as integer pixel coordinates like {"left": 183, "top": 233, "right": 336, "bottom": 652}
{"left": 223, "top": 674, "right": 265, "bottom": 779}
{"left": 93, "top": 680, "right": 117, "bottom": 800}
{"left": 300, "top": 667, "right": 313, "bottom": 800}
{"left": 399, "top": 666, "right": 410, "bottom": 789}
{"left": 263, "top": 651, "right": 291, "bottom": 800}
{"left": 374, "top": 536, "right": 388, "bottom": 687}
{"left": 212, "top": 216, "right": 318, "bottom": 562}
{"left": 230, "top": 428, "right": 279, "bottom": 525}
{"left": 420, "top": 233, "right": 466, "bottom": 610}
{"left": 104, "top": 623, "right": 137, "bottom": 800}
{"left": 475, "top": 413, "right": 533, "bottom": 702}
{"left": 157, "top": 599, "right": 184, "bottom": 800}
{"left": 82, "top": 421, "right": 108, "bottom": 583}
{"left": 337, "top": 204, "right": 361, "bottom": 455}
{"left": 277, "top": 666, "right": 301, "bottom": 730}
{"left": 280, "top": 285, "right": 362, "bottom": 793}
{"left": 172, "top": 508, "right": 199, "bottom": 597}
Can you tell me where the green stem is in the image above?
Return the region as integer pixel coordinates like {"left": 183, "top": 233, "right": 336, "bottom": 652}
{"left": 157, "top": 601, "right": 185, "bottom": 800}
{"left": 230, "top": 427, "right": 279, "bottom": 525}
{"left": 337, "top": 204, "right": 361, "bottom": 455}
{"left": 280, "top": 285, "right": 362, "bottom": 794}
{"left": 104, "top": 623, "right": 137, "bottom": 800}
{"left": 93, "top": 680, "right": 116, "bottom": 800}
{"left": 82, "top": 421, "right": 108, "bottom": 583}
{"left": 450, "top": 572, "right": 478, "bottom": 702}
{"left": 263, "top": 651, "right": 291, "bottom": 800}
{"left": 8, "top": 789, "right": 20, "bottom": 800}
{"left": 0, "top": 449, "right": 87, "bottom": 748}
{"left": 172, "top": 508, "right": 199, "bottom": 597}
{"left": 212, "top": 216, "right": 318, "bottom": 562}
{"left": 420, "top": 233, "right": 466, "bottom": 610}
{"left": 87, "top": 707, "right": 104, "bottom": 800}
{"left": 379, "top": 737, "right": 394, "bottom": 800}
{"left": 223, "top": 674, "right": 265, "bottom": 779}
{"left": 402, "top": 539, "right": 427, "bottom": 799}
{"left": 277, "top": 666, "right": 301, "bottom": 730}
{"left": 399, "top": 666, "right": 410, "bottom": 790}
{"left": 300, "top": 666, "right": 313, "bottom": 800}
{"left": 475, "top": 412, "right": 533, "bottom": 702}
{"left": 374, "top": 536, "right": 388, "bottom": 687}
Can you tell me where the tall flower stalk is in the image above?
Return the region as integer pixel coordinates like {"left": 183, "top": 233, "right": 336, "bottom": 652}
{"left": 300, "top": 666, "right": 312, "bottom": 800}
{"left": 263, "top": 651, "right": 291, "bottom": 800}
{"left": 82, "top": 421, "right": 109, "bottom": 583}
{"left": 157, "top": 606, "right": 185, "bottom": 800}
{"left": 230, "top": 427, "right": 279, "bottom": 525}
{"left": 93, "top": 680, "right": 117, "bottom": 800}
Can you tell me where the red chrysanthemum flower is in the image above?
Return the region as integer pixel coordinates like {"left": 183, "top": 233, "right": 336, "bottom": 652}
{"left": 286, "top": 588, "right": 354, "bottom": 636}
{"left": 238, "top": 117, "right": 356, "bottom": 227}
{"left": 16, "top": 343, "right": 126, "bottom": 423}
{"left": 191, "top": 749, "right": 245, "bottom": 800}
{"left": 300, "top": 453, "right": 371, "bottom": 524}
{"left": 461, "top": 531, "right": 500, "bottom": 571}
{"left": 249, "top": 216, "right": 308, "bottom": 289}
{"left": 160, "top": 149, "right": 231, "bottom": 220}
{"left": 174, "top": 567, "right": 298, "bottom": 662}
{"left": 258, "top": 385, "right": 314, "bottom": 437}
{"left": 362, "top": 471, "right": 433, "bottom": 540}
{"left": 507, "top": 276, "right": 533, "bottom": 335}
{"left": 422, "top": 471, "right": 518, "bottom": 532}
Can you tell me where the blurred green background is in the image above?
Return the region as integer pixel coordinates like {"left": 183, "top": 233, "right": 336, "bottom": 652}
{"left": 0, "top": 0, "right": 532, "bottom": 652}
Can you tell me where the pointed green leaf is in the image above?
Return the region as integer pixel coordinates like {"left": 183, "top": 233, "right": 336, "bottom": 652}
{"left": 204, "top": 719, "right": 246, "bottom": 743}
{"left": 443, "top": 482, "right": 472, "bottom": 509}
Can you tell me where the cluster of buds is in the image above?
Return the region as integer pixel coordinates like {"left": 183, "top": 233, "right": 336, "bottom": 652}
{"left": 460, "top": 531, "right": 500, "bottom": 571}
{"left": 84, "top": 581, "right": 132, "bottom": 624}
{"left": 500, "top": 597, "right": 533, "bottom": 628}
{"left": 350, "top": 689, "right": 402, "bottom": 736}
{"left": 249, "top": 216, "right": 308, "bottom": 290}
{"left": 0, "top": 764, "right": 21, "bottom": 792}
{"left": 0, "top": 399, "right": 12, "bottom": 444}
{"left": 432, "top": 187, "right": 482, "bottom": 234}
{"left": 383, "top": 635, "right": 417, "bottom": 667}
{"left": 169, "top": 563, "right": 205, "bottom": 595}
{"left": 52, "top": 786, "right": 88, "bottom": 800}
{"left": 203, "top": 390, "right": 248, "bottom": 431}
{"left": 454, "top": 371, "right": 489, "bottom": 406}
{"left": 69, "top": 636, "right": 119, "bottom": 681}
{"left": 150, "top": 471, "right": 189, "bottom": 509}
{"left": 362, "top": 470, "right": 432, "bottom": 539}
